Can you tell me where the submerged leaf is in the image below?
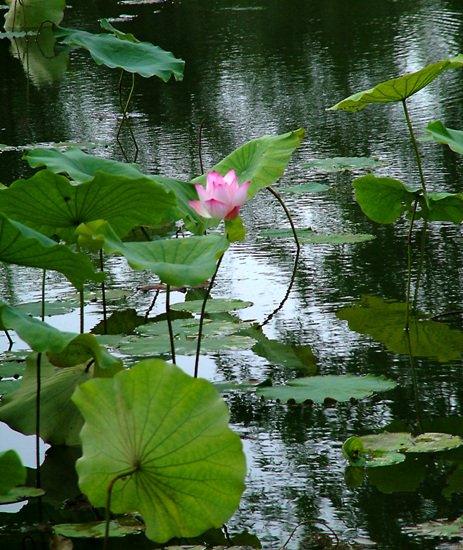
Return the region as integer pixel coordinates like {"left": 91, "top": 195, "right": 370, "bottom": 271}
{"left": 73, "top": 359, "right": 246, "bottom": 542}
{"left": 337, "top": 295, "right": 463, "bottom": 363}
{"left": 257, "top": 374, "right": 396, "bottom": 404}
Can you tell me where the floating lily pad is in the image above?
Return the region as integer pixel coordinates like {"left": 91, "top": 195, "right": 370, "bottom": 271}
{"left": 260, "top": 228, "right": 375, "bottom": 244}
{"left": 54, "top": 517, "right": 145, "bottom": 538}
{"left": 361, "top": 432, "right": 463, "bottom": 453}
{"left": 14, "top": 300, "right": 79, "bottom": 317}
{"left": 138, "top": 318, "right": 250, "bottom": 338}
{"left": 282, "top": 183, "right": 329, "bottom": 193}
{"left": 118, "top": 332, "right": 256, "bottom": 356}
{"left": 170, "top": 299, "right": 252, "bottom": 314}
{"left": 256, "top": 374, "right": 396, "bottom": 404}
{"left": 301, "top": 156, "right": 387, "bottom": 172}
{"left": 403, "top": 515, "right": 463, "bottom": 539}
{"left": 0, "top": 486, "right": 45, "bottom": 504}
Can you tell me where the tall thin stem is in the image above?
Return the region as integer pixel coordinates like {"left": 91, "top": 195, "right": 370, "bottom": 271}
{"left": 413, "top": 221, "right": 427, "bottom": 312}
{"left": 405, "top": 201, "right": 418, "bottom": 331}
{"left": 35, "top": 352, "right": 42, "bottom": 492}
{"left": 404, "top": 329, "right": 424, "bottom": 434}
{"left": 100, "top": 249, "right": 107, "bottom": 335}
{"left": 194, "top": 253, "right": 224, "bottom": 378}
{"left": 41, "top": 270, "right": 46, "bottom": 321}
{"left": 104, "top": 468, "right": 137, "bottom": 550}
{"left": 116, "top": 70, "right": 139, "bottom": 163}
{"left": 402, "top": 99, "right": 428, "bottom": 200}
{"left": 79, "top": 289, "right": 85, "bottom": 334}
{"left": 267, "top": 186, "right": 300, "bottom": 252}
{"left": 165, "top": 285, "right": 176, "bottom": 364}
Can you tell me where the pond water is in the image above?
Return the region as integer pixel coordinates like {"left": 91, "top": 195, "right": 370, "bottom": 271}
{"left": 2, "top": 0, "right": 463, "bottom": 549}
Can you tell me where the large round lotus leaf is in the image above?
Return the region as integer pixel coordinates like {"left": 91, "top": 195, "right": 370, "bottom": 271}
{"left": 361, "top": 432, "right": 463, "bottom": 453}
{"left": 72, "top": 359, "right": 246, "bottom": 543}
{"left": 256, "top": 374, "right": 396, "bottom": 404}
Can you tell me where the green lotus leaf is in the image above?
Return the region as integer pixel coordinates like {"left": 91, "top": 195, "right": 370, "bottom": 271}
{"left": 54, "top": 26, "right": 184, "bottom": 81}
{"left": 0, "top": 450, "right": 26, "bottom": 494}
{"left": 0, "top": 354, "right": 92, "bottom": 445}
{"left": 4, "top": 0, "right": 65, "bottom": 31}
{"left": 301, "top": 156, "right": 387, "bottom": 172}
{"left": 192, "top": 129, "right": 305, "bottom": 200}
{"left": 170, "top": 299, "right": 252, "bottom": 314}
{"left": 260, "top": 228, "right": 375, "bottom": 244}
{"left": 0, "top": 212, "right": 104, "bottom": 290}
{"left": 420, "top": 191, "right": 463, "bottom": 224}
{"left": 342, "top": 436, "right": 365, "bottom": 462}
{"left": 24, "top": 148, "right": 206, "bottom": 230}
{"left": 257, "top": 374, "right": 396, "bottom": 404}
{"left": 137, "top": 318, "right": 251, "bottom": 338}
{"left": 54, "top": 518, "right": 145, "bottom": 538}
{"left": 403, "top": 515, "right": 463, "bottom": 539}
{"left": 0, "top": 169, "right": 177, "bottom": 244}
{"left": 282, "top": 183, "right": 329, "bottom": 194}
{"left": 337, "top": 295, "right": 463, "bottom": 363}
{"left": 352, "top": 174, "right": 421, "bottom": 223}
{"left": 361, "top": 432, "right": 463, "bottom": 453}
{"left": 0, "top": 486, "right": 45, "bottom": 504}
{"left": 328, "top": 59, "right": 453, "bottom": 112}
{"left": 25, "top": 147, "right": 144, "bottom": 183}
{"left": 425, "top": 120, "right": 463, "bottom": 156}
{"left": 118, "top": 332, "right": 256, "bottom": 356}
{"left": 72, "top": 359, "right": 246, "bottom": 542}
{"left": 0, "top": 302, "right": 122, "bottom": 373}
{"left": 14, "top": 299, "right": 79, "bottom": 317}
{"left": 364, "top": 451, "right": 406, "bottom": 468}
{"left": 79, "top": 222, "right": 229, "bottom": 287}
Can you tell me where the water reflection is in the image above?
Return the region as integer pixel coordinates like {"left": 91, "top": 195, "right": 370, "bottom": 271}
{"left": 1, "top": 0, "right": 463, "bottom": 548}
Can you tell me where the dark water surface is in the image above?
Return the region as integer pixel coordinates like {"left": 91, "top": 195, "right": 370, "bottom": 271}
{"left": 2, "top": 1, "right": 463, "bottom": 548}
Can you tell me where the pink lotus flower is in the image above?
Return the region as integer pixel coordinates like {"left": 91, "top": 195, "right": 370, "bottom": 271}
{"left": 189, "top": 169, "right": 250, "bottom": 220}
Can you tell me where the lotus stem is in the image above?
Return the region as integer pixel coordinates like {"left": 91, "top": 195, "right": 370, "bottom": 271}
{"left": 79, "top": 289, "right": 85, "bottom": 334}
{"left": 259, "top": 245, "right": 300, "bottom": 328}
{"left": 405, "top": 201, "right": 418, "bottom": 330}
{"left": 35, "top": 352, "right": 42, "bottom": 491}
{"left": 404, "top": 329, "right": 423, "bottom": 434}
{"left": 41, "top": 269, "right": 46, "bottom": 321}
{"left": 116, "top": 70, "right": 139, "bottom": 163}
{"left": 267, "top": 186, "right": 300, "bottom": 252}
{"left": 194, "top": 253, "right": 224, "bottom": 378}
{"left": 281, "top": 520, "right": 339, "bottom": 550}
{"left": 4, "top": 330, "right": 13, "bottom": 350}
{"left": 165, "top": 285, "right": 176, "bottom": 364}
{"left": 413, "top": 221, "right": 427, "bottom": 313}
{"left": 402, "top": 99, "right": 428, "bottom": 202}
{"left": 198, "top": 119, "right": 205, "bottom": 175}
{"left": 100, "top": 250, "right": 107, "bottom": 335}
{"left": 104, "top": 468, "right": 137, "bottom": 550}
